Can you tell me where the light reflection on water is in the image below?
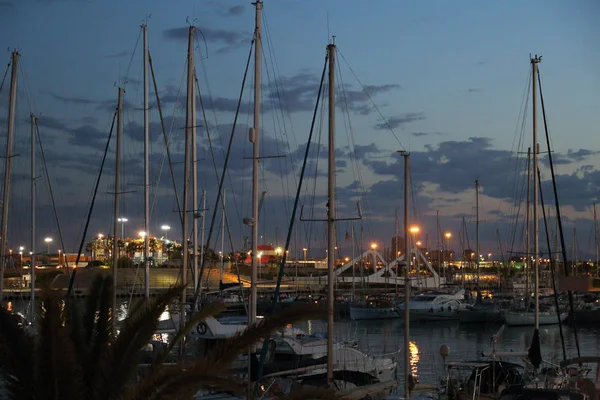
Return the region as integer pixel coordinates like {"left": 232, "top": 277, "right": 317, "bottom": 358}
{"left": 8, "top": 298, "right": 600, "bottom": 394}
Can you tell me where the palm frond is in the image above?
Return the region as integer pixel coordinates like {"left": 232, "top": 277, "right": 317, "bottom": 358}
{"left": 35, "top": 288, "right": 86, "bottom": 399}
{"left": 123, "top": 360, "right": 243, "bottom": 400}
{"left": 0, "top": 306, "right": 35, "bottom": 399}
{"left": 91, "top": 284, "right": 184, "bottom": 400}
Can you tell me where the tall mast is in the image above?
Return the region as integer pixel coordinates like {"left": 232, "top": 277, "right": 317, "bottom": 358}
{"left": 326, "top": 41, "right": 336, "bottom": 387}
{"left": 400, "top": 150, "right": 411, "bottom": 400}
{"left": 594, "top": 204, "right": 598, "bottom": 277}
{"left": 475, "top": 179, "right": 480, "bottom": 298}
{"left": 181, "top": 25, "right": 195, "bottom": 333}
{"left": 220, "top": 189, "right": 226, "bottom": 290}
{"left": 113, "top": 87, "right": 124, "bottom": 327}
{"left": 142, "top": 23, "right": 150, "bottom": 300}
{"left": 0, "top": 50, "right": 19, "bottom": 303}
{"left": 197, "top": 189, "right": 206, "bottom": 291}
{"left": 395, "top": 207, "right": 399, "bottom": 293}
{"left": 250, "top": 0, "right": 262, "bottom": 326}
{"left": 525, "top": 147, "right": 531, "bottom": 297}
{"left": 351, "top": 223, "right": 355, "bottom": 300}
{"left": 532, "top": 55, "right": 541, "bottom": 330}
{"left": 192, "top": 68, "right": 198, "bottom": 298}
{"left": 30, "top": 114, "right": 37, "bottom": 324}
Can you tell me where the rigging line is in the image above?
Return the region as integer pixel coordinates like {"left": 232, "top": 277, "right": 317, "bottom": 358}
{"left": 0, "top": 60, "right": 11, "bottom": 95}
{"left": 148, "top": 51, "right": 182, "bottom": 225}
{"left": 35, "top": 122, "right": 69, "bottom": 270}
{"left": 261, "top": 54, "right": 292, "bottom": 220}
{"left": 337, "top": 48, "right": 406, "bottom": 151}
{"left": 193, "top": 39, "right": 254, "bottom": 306}
{"left": 194, "top": 34, "right": 244, "bottom": 237}
{"left": 67, "top": 111, "right": 117, "bottom": 296}
{"left": 195, "top": 74, "right": 247, "bottom": 306}
{"left": 306, "top": 97, "right": 326, "bottom": 248}
{"left": 122, "top": 27, "right": 142, "bottom": 86}
{"left": 537, "top": 166, "right": 567, "bottom": 361}
{"left": 254, "top": 50, "right": 329, "bottom": 390}
{"left": 537, "top": 68, "right": 581, "bottom": 358}
{"left": 336, "top": 57, "right": 373, "bottom": 237}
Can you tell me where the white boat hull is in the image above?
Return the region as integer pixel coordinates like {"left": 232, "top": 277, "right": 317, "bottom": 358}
{"left": 503, "top": 310, "right": 569, "bottom": 326}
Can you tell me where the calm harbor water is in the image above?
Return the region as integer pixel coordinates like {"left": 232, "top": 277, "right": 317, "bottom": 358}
{"left": 300, "top": 318, "right": 600, "bottom": 394}
{"left": 8, "top": 297, "right": 600, "bottom": 395}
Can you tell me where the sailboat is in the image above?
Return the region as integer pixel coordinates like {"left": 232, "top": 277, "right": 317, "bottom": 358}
{"left": 504, "top": 56, "right": 567, "bottom": 327}
{"left": 459, "top": 180, "right": 502, "bottom": 324}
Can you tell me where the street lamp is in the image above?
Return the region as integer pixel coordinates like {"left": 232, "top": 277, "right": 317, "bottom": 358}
{"left": 58, "top": 249, "right": 62, "bottom": 266}
{"left": 302, "top": 248, "right": 308, "bottom": 261}
{"left": 44, "top": 237, "right": 53, "bottom": 254}
{"left": 409, "top": 226, "right": 419, "bottom": 272}
{"left": 161, "top": 225, "right": 170, "bottom": 241}
{"left": 117, "top": 217, "right": 128, "bottom": 238}
{"left": 442, "top": 232, "right": 452, "bottom": 281}
{"left": 19, "top": 246, "right": 24, "bottom": 270}
{"left": 370, "top": 242, "right": 378, "bottom": 250}
{"left": 139, "top": 231, "right": 146, "bottom": 239}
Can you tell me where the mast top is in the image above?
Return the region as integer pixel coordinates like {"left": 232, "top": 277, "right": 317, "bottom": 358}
{"left": 252, "top": 1, "right": 263, "bottom": 9}
{"left": 531, "top": 54, "right": 542, "bottom": 64}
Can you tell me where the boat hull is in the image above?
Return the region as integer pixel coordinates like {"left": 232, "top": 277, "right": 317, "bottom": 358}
{"left": 349, "top": 307, "right": 401, "bottom": 320}
{"left": 503, "top": 311, "right": 568, "bottom": 326}
{"left": 458, "top": 307, "right": 502, "bottom": 323}
{"left": 409, "top": 309, "right": 459, "bottom": 322}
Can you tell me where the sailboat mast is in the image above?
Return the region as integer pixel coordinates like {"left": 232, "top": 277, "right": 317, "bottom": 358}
{"left": 525, "top": 147, "right": 531, "bottom": 297}
{"left": 0, "top": 50, "right": 19, "bottom": 303}
{"left": 142, "top": 23, "right": 150, "bottom": 300}
{"left": 401, "top": 150, "right": 411, "bottom": 400}
{"left": 199, "top": 189, "right": 206, "bottom": 288}
{"left": 250, "top": 0, "right": 262, "bottom": 326}
{"left": 220, "top": 189, "right": 226, "bottom": 289}
{"left": 395, "top": 207, "right": 399, "bottom": 293}
{"left": 113, "top": 87, "right": 124, "bottom": 326}
{"left": 351, "top": 223, "right": 355, "bottom": 300}
{"left": 532, "top": 55, "right": 541, "bottom": 330}
{"left": 30, "top": 114, "right": 37, "bottom": 323}
{"left": 595, "top": 204, "right": 599, "bottom": 277}
{"left": 192, "top": 69, "right": 198, "bottom": 296}
{"left": 326, "top": 41, "right": 336, "bottom": 387}
{"left": 181, "top": 26, "right": 195, "bottom": 332}
{"left": 475, "top": 179, "right": 480, "bottom": 296}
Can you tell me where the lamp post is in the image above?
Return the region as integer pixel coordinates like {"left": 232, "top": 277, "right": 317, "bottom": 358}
{"left": 444, "top": 232, "right": 452, "bottom": 279}
{"left": 409, "top": 226, "right": 419, "bottom": 273}
{"left": 117, "top": 217, "right": 128, "bottom": 238}
{"left": 161, "top": 225, "right": 170, "bottom": 241}
{"left": 44, "top": 237, "right": 52, "bottom": 255}
{"left": 302, "top": 248, "right": 308, "bottom": 261}
{"left": 58, "top": 249, "right": 62, "bottom": 266}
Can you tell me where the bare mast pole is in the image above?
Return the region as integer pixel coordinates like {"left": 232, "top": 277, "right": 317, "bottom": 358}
{"left": 220, "top": 189, "right": 226, "bottom": 291}
{"left": 250, "top": 0, "right": 262, "bottom": 326}
{"left": 525, "top": 147, "right": 531, "bottom": 297}
{"left": 181, "top": 25, "right": 195, "bottom": 333}
{"left": 192, "top": 69, "right": 198, "bottom": 297}
{"left": 113, "top": 87, "right": 124, "bottom": 328}
{"left": 532, "top": 55, "right": 541, "bottom": 330}
{"left": 476, "top": 179, "right": 480, "bottom": 298}
{"left": 0, "top": 50, "right": 19, "bottom": 303}
{"left": 400, "top": 150, "right": 411, "bottom": 400}
{"left": 142, "top": 23, "right": 151, "bottom": 300}
{"left": 30, "top": 114, "right": 37, "bottom": 323}
{"left": 326, "top": 40, "right": 336, "bottom": 387}
{"left": 594, "top": 204, "right": 598, "bottom": 277}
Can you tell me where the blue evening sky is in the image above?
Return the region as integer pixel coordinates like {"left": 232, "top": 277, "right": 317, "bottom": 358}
{"left": 0, "top": 0, "right": 598, "bottom": 258}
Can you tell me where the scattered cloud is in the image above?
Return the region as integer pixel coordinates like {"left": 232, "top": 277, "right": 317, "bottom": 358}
{"left": 375, "top": 112, "right": 425, "bottom": 130}
{"left": 163, "top": 26, "right": 251, "bottom": 53}
{"left": 104, "top": 51, "right": 129, "bottom": 59}
{"left": 226, "top": 5, "right": 244, "bottom": 16}
{"left": 466, "top": 88, "right": 482, "bottom": 93}
{"left": 412, "top": 132, "right": 428, "bottom": 137}
{"left": 49, "top": 92, "right": 97, "bottom": 105}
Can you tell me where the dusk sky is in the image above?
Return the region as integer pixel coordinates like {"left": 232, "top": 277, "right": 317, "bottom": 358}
{"left": 0, "top": 0, "right": 599, "bottom": 261}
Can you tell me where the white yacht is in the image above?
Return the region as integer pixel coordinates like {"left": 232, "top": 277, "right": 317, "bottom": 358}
{"left": 398, "top": 289, "right": 465, "bottom": 321}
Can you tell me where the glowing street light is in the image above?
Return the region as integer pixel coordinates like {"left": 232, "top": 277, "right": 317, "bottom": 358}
{"left": 370, "top": 242, "right": 378, "bottom": 250}
{"left": 302, "top": 248, "right": 308, "bottom": 261}
{"left": 139, "top": 231, "right": 147, "bottom": 239}
{"left": 117, "top": 217, "right": 128, "bottom": 238}
{"left": 161, "top": 225, "right": 170, "bottom": 241}
{"left": 275, "top": 247, "right": 282, "bottom": 256}
{"left": 44, "top": 237, "right": 53, "bottom": 254}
